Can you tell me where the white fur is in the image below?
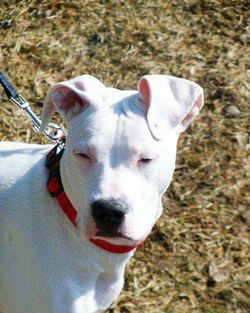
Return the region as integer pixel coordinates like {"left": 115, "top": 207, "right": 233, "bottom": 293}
{"left": 0, "top": 75, "right": 203, "bottom": 313}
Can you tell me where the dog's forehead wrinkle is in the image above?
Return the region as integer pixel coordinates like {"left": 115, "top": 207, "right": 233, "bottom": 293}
{"left": 100, "top": 88, "right": 143, "bottom": 118}
{"left": 106, "top": 115, "right": 160, "bottom": 169}
{"left": 115, "top": 93, "right": 145, "bottom": 119}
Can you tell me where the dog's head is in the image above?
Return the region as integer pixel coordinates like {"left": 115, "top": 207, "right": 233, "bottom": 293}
{"left": 41, "top": 75, "right": 203, "bottom": 248}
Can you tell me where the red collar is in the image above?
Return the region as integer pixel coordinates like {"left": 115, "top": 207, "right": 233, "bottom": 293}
{"left": 46, "top": 141, "right": 144, "bottom": 254}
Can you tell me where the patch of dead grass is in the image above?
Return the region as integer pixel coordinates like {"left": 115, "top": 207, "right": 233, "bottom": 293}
{"left": 0, "top": 1, "right": 249, "bottom": 312}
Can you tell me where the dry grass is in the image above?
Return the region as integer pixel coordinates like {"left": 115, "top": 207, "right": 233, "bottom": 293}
{"left": 0, "top": 1, "right": 249, "bottom": 312}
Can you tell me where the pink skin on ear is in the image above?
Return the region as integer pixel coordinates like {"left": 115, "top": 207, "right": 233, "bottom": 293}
{"left": 139, "top": 78, "right": 151, "bottom": 110}
{"left": 51, "top": 87, "right": 87, "bottom": 117}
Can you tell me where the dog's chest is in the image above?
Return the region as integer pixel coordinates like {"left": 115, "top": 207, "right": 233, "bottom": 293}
{"left": 1, "top": 210, "right": 123, "bottom": 313}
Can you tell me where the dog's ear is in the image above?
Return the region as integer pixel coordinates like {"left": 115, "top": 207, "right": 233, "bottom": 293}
{"left": 41, "top": 75, "right": 105, "bottom": 131}
{"left": 138, "top": 75, "right": 204, "bottom": 139}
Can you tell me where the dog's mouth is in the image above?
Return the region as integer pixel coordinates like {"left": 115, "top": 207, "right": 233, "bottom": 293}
{"left": 95, "top": 230, "right": 132, "bottom": 241}
{"left": 89, "top": 229, "right": 145, "bottom": 253}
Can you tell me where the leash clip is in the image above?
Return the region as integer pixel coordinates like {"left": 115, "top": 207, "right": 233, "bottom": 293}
{"left": 0, "top": 71, "right": 66, "bottom": 144}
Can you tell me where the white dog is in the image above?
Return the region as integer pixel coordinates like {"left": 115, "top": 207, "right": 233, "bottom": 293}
{"left": 0, "top": 75, "right": 203, "bottom": 313}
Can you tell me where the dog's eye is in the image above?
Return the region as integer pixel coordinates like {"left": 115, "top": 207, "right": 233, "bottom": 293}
{"left": 138, "top": 158, "right": 153, "bottom": 165}
{"left": 75, "top": 152, "right": 91, "bottom": 160}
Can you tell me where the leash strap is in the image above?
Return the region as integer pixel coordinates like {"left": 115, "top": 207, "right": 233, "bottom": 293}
{"left": 0, "top": 71, "right": 20, "bottom": 99}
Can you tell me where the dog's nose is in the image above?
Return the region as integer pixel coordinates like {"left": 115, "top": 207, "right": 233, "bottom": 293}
{"left": 91, "top": 199, "right": 128, "bottom": 234}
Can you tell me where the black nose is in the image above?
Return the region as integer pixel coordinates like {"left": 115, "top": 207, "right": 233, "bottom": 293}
{"left": 91, "top": 199, "right": 128, "bottom": 234}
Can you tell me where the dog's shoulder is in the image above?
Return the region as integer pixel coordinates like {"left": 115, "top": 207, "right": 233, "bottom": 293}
{"left": 0, "top": 141, "right": 53, "bottom": 206}
{"left": 0, "top": 141, "right": 52, "bottom": 168}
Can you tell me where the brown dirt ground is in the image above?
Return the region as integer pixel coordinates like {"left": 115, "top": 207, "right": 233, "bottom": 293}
{"left": 0, "top": 1, "right": 249, "bottom": 312}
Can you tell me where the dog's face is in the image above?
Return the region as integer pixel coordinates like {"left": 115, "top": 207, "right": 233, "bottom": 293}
{"left": 64, "top": 94, "right": 178, "bottom": 244}
{"left": 41, "top": 75, "right": 203, "bottom": 247}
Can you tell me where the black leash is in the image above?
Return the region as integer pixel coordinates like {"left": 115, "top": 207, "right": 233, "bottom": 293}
{"left": 0, "top": 71, "right": 65, "bottom": 144}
